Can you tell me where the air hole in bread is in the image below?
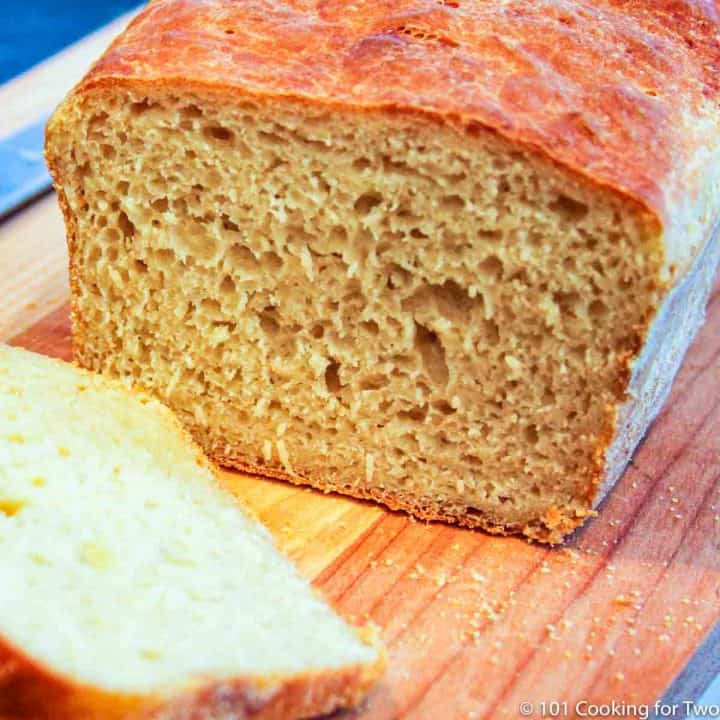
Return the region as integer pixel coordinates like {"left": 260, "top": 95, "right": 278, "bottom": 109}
{"left": 118, "top": 211, "right": 136, "bottom": 240}
{"left": 151, "top": 197, "right": 169, "bottom": 213}
{"left": 553, "top": 290, "right": 581, "bottom": 318}
{"left": 354, "top": 192, "right": 383, "bottom": 216}
{"left": 325, "top": 360, "right": 342, "bottom": 394}
{"left": 414, "top": 323, "right": 449, "bottom": 386}
{"left": 204, "top": 125, "right": 234, "bottom": 142}
{"left": 478, "top": 255, "right": 504, "bottom": 281}
{"left": 550, "top": 194, "right": 589, "bottom": 223}
{"left": 130, "top": 99, "right": 153, "bottom": 115}
{"left": 353, "top": 157, "right": 372, "bottom": 171}
{"left": 361, "top": 320, "right": 380, "bottom": 336}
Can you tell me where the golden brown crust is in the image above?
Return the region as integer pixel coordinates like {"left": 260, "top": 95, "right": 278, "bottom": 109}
{"left": 72, "top": 0, "right": 719, "bottom": 235}
{"left": 0, "top": 628, "right": 384, "bottom": 720}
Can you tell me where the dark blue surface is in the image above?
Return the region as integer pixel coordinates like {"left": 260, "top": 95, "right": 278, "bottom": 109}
{"left": 1, "top": 0, "right": 138, "bottom": 84}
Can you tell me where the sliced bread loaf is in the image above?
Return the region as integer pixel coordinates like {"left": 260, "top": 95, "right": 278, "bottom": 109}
{"left": 45, "top": 0, "right": 720, "bottom": 542}
{"left": 0, "top": 344, "right": 382, "bottom": 720}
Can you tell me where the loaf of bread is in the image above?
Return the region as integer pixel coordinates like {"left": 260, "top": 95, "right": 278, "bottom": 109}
{"left": 45, "top": 0, "right": 720, "bottom": 543}
{"left": 0, "top": 344, "right": 382, "bottom": 719}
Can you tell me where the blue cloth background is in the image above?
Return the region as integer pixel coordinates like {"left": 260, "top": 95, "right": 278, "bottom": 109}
{"left": 1, "top": 0, "right": 138, "bottom": 83}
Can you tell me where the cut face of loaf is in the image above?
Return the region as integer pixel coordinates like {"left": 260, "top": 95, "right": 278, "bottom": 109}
{"left": 0, "top": 345, "right": 381, "bottom": 720}
{"left": 46, "top": 89, "right": 675, "bottom": 543}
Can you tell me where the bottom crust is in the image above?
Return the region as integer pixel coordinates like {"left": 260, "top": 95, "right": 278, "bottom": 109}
{"left": 0, "top": 627, "right": 384, "bottom": 720}
{"left": 208, "top": 445, "right": 592, "bottom": 545}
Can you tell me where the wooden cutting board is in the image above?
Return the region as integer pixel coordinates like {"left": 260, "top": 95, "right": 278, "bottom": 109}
{"left": 1, "top": 191, "right": 719, "bottom": 719}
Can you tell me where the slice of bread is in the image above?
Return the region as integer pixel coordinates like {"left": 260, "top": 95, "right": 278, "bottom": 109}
{"left": 0, "top": 344, "right": 382, "bottom": 720}
{"left": 45, "top": 1, "right": 720, "bottom": 542}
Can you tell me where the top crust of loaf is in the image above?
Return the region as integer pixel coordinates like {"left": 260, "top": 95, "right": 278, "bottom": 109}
{"left": 56, "top": 0, "right": 720, "bottom": 274}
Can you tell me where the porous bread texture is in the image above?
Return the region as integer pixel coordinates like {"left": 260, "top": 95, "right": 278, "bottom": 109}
{"left": 47, "top": 86, "right": 666, "bottom": 543}
{"left": 0, "top": 344, "right": 382, "bottom": 720}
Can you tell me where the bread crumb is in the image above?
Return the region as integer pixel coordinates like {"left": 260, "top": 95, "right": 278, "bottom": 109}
{"left": 78, "top": 541, "right": 113, "bottom": 570}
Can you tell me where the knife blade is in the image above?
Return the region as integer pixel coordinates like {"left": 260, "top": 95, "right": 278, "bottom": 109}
{"left": 0, "top": 119, "right": 53, "bottom": 220}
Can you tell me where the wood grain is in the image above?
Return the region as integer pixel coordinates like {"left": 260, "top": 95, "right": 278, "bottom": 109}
{"left": 2, "top": 192, "right": 720, "bottom": 718}
{"left": 0, "top": 194, "right": 69, "bottom": 339}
